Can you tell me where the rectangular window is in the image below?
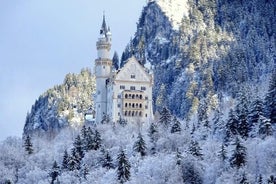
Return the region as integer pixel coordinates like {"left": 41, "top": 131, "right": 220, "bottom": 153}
{"left": 118, "top": 104, "right": 121, "bottom": 108}
{"left": 145, "top": 96, "right": 148, "bottom": 100}
{"left": 141, "top": 86, "right": 146, "bottom": 91}
{"left": 117, "top": 94, "right": 121, "bottom": 99}
{"left": 131, "top": 74, "right": 135, "bottom": 79}
{"left": 120, "top": 85, "right": 125, "bottom": 89}
{"left": 130, "top": 86, "right": 135, "bottom": 90}
{"left": 145, "top": 105, "right": 148, "bottom": 109}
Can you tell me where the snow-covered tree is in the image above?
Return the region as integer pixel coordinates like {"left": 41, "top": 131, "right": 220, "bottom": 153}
{"left": 62, "top": 150, "right": 69, "bottom": 171}
{"left": 171, "top": 116, "right": 181, "bottom": 134}
{"left": 117, "top": 149, "right": 131, "bottom": 183}
{"left": 265, "top": 71, "right": 276, "bottom": 125}
{"left": 159, "top": 107, "right": 172, "bottom": 128}
{"left": 188, "top": 140, "right": 203, "bottom": 160}
{"left": 230, "top": 137, "right": 247, "bottom": 169}
{"left": 49, "top": 161, "right": 60, "bottom": 184}
{"left": 24, "top": 135, "right": 33, "bottom": 155}
{"left": 101, "top": 149, "right": 114, "bottom": 169}
{"left": 112, "top": 51, "right": 120, "bottom": 70}
{"left": 133, "top": 133, "right": 147, "bottom": 157}
{"left": 258, "top": 116, "right": 273, "bottom": 139}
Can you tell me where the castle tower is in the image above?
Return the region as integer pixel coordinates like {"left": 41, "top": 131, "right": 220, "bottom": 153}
{"left": 95, "top": 14, "right": 112, "bottom": 123}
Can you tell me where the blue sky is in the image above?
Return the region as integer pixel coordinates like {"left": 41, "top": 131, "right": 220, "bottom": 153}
{"left": 0, "top": 0, "right": 145, "bottom": 140}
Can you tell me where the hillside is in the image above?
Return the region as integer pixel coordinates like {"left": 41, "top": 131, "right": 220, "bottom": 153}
{"left": 122, "top": 0, "right": 275, "bottom": 119}
{"left": 23, "top": 68, "right": 96, "bottom": 137}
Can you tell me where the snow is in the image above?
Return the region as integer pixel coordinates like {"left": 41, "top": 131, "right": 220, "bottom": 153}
{"left": 155, "top": 0, "right": 189, "bottom": 30}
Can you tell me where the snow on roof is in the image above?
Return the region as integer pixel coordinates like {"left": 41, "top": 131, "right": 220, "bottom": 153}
{"left": 155, "top": 0, "right": 189, "bottom": 30}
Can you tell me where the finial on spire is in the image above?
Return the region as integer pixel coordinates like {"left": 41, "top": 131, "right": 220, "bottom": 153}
{"left": 100, "top": 11, "right": 107, "bottom": 35}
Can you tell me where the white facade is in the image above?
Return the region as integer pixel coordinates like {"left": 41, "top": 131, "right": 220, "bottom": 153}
{"left": 94, "top": 16, "right": 154, "bottom": 124}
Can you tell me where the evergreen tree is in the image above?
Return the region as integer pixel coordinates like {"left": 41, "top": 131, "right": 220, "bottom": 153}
{"left": 82, "top": 164, "right": 89, "bottom": 180}
{"left": 213, "top": 107, "right": 225, "bottom": 136}
{"left": 171, "top": 116, "right": 182, "bottom": 133}
{"left": 86, "top": 127, "right": 95, "bottom": 151}
{"left": 24, "top": 135, "right": 34, "bottom": 155}
{"left": 181, "top": 160, "right": 203, "bottom": 184}
{"left": 117, "top": 149, "right": 131, "bottom": 183}
{"left": 101, "top": 149, "right": 114, "bottom": 169}
{"left": 235, "top": 93, "right": 250, "bottom": 139}
{"left": 176, "top": 148, "right": 183, "bottom": 165}
{"left": 258, "top": 116, "right": 273, "bottom": 139}
{"left": 218, "top": 144, "right": 227, "bottom": 162}
{"left": 248, "top": 97, "right": 264, "bottom": 128}
{"left": 267, "top": 175, "right": 276, "bottom": 184}
{"left": 225, "top": 109, "right": 239, "bottom": 143}
{"left": 133, "top": 133, "right": 147, "bottom": 157}
{"left": 62, "top": 150, "right": 69, "bottom": 170}
{"left": 257, "top": 174, "right": 263, "bottom": 184}
{"left": 265, "top": 71, "right": 276, "bottom": 124}
{"left": 68, "top": 148, "right": 81, "bottom": 171}
{"left": 80, "top": 125, "right": 88, "bottom": 151}
{"left": 188, "top": 140, "right": 203, "bottom": 160}
{"left": 240, "top": 172, "right": 249, "bottom": 184}
{"left": 92, "top": 130, "right": 102, "bottom": 150}
{"left": 49, "top": 161, "right": 60, "bottom": 184}
{"left": 159, "top": 107, "right": 172, "bottom": 127}
{"left": 73, "top": 135, "right": 84, "bottom": 159}
{"left": 117, "top": 115, "right": 127, "bottom": 127}
{"left": 112, "top": 51, "right": 120, "bottom": 70}
{"left": 148, "top": 122, "right": 158, "bottom": 142}
{"left": 230, "top": 137, "right": 247, "bottom": 169}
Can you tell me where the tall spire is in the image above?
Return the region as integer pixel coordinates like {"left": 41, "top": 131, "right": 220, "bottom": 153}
{"left": 100, "top": 12, "right": 107, "bottom": 35}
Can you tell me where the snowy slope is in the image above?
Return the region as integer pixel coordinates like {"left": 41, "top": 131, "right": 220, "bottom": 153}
{"left": 155, "top": 0, "right": 189, "bottom": 30}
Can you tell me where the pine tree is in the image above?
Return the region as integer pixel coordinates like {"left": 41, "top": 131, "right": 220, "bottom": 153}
{"left": 176, "top": 148, "right": 183, "bottom": 165}
{"left": 86, "top": 127, "right": 95, "bottom": 151}
{"left": 101, "top": 149, "right": 114, "bottom": 169}
{"left": 248, "top": 97, "right": 264, "bottom": 128}
{"left": 213, "top": 107, "right": 225, "bottom": 136}
{"left": 218, "top": 144, "right": 227, "bottom": 162}
{"left": 240, "top": 172, "right": 249, "bottom": 184}
{"left": 82, "top": 164, "right": 89, "bottom": 180}
{"left": 92, "top": 130, "right": 102, "bottom": 150}
{"left": 133, "top": 133, "right": 147, "bottom": 157}
{"left": 117, "top": 115, "right": 127, "bottom": 127}
{"left": 265, "top": 71, "right": 276, "bottom": 124}
{"left": 258, "top": 116, "right": 273, "bottom": 139}
{"left": 257, "top": 174, "right": 263, "bottom": 184}
{"left": 230, "top": 137, "right": 247, "bottom": 169}
{"left": 267, "top": 175, "right": 276, "bottom": 184}
{"left": 112, "top": 51, "right": 120, "bottom": 70}
{"left": 49, "top": 161, "right": 60, "bottom": 184}
{"left": 73, "top": 135, "right": 84, "bottom": 159}
{"left": 80, "top": 125, "right": 88, "bottom": 151}
{"left": 148, "top": 122, "right": 158, "bottom": 142}
{"left": 62, "top": 150, "right": 69, "bottom": 170}
{"left": 159, "top": 107, "right": 172, "bottom": 127}
{"left": 225, "top": 109, "right": 239, "bottom": 143}
{"left": 171, "top": 116, "right": 182, "bottom": 133}
{"left": 117, "top": 149, "right": 131, "bottom": 183}
{"left": 235, "top": 93, "right": 250, "bottom": 139}
{"left": 188, "top": 140, "right": 203, "bottom": 160}
{"left": 68, "top": 148, "right": 81, "bottom": 171}
{"left": 24, "top": 135, "right": 34, "bottom": 155}
{"left": 181, "top": 160, "right": 203, "bottom": 184}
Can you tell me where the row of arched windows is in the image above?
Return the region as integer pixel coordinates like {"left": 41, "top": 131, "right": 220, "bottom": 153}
{"left": 125, "top": 103, "right": 142, "bottom": 109}
{"left": 125, "top": 94, "right": 143, "bottom": 99}
{"left": 124, "top": 111, "right": 142, "bottom": 117}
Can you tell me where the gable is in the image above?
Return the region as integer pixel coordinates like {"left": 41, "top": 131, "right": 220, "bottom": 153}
{"left": 115, "top": 57, "right": 152, "bottom": 82}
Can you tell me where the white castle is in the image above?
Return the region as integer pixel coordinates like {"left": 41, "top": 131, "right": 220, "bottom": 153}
{"left": 94, "top": 15, "right": 154, "bottom": 124}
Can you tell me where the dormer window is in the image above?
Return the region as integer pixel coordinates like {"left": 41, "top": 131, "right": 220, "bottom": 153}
{"left": 131, "top": 74, "right": 135, "bottom": 79}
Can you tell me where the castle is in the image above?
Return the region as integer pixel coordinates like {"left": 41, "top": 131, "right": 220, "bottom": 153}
{"left": 94, "top": 15, "right": 154, "bottom": 124}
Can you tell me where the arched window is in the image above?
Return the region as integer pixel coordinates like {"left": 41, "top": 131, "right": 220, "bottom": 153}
{"left": 132, "top": 94, "right": 135, "bottom": 99}
{"left": 135, "top": 111, "right": 138, "bottom": 116}
{"left": 136, "top": 94, "right": 139, "bottom": 99}
{"left": 132, "top": 103, "right": 135, "bottom": 108}
{"left": 139, "top": 104, "right": 142, "bottom": 108}
{"left": 128, "top": 111, "right": 131, "bottom": 116}
{"left": 136, "top": 103, "right": 138, "bottom": 108}
{"left": 125, "top": 111, "right": 127, "bottom": 116}
{"left": 125, "top": 94, "right": 128, "bottom": 99}
{"left": 139, "top": 111, "right": 142, "bottom": 116}
{"left": 129, "top": 103, "right": 131, "bottom": 107}
{"left": 125, "top": 103, "right": 128, "bottom": 107}
{"left": 132, "top": 111, "right": 135, "bottom": 116}
{"left": 140, "top": 95, "right": 143, "bottom": 99}
{"left": 128, "top": 94, "right": 132, "bottom": 98}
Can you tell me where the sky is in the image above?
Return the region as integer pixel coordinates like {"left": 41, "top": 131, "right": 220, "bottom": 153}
{"left": 0, "top": 0, "right": 146, "bottom": 141}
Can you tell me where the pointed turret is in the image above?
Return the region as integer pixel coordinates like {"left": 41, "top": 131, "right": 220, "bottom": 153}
{"left": 100, "top": 14, "right": 108, "bottom": 35}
